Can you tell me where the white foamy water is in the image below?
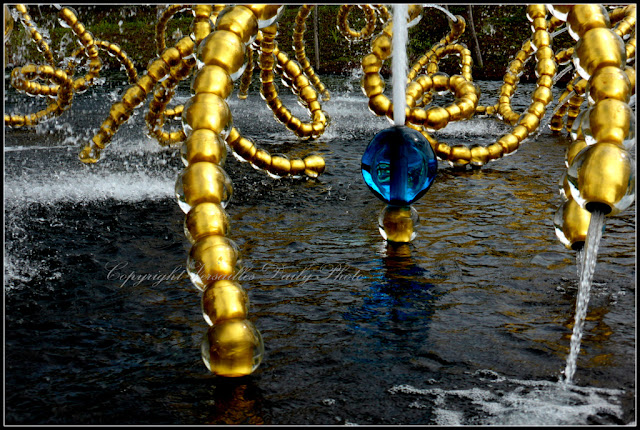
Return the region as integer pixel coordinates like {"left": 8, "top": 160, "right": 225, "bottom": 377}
{"left": 4, "top": 170, "right": 175, "bottom": 206}
{"left": 389, "top": 370, "right": 626, "bottom": 425}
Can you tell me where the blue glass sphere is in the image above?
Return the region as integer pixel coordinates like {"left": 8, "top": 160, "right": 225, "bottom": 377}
{"left": 361, "top": 126, "right": 438, "bottom": 205}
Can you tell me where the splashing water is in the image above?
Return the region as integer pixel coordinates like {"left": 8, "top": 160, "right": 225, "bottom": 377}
{"left": 392, "top": 4, "right": 408, "bottom": 126}
{"left": 563, "top": 209, "right": 606, "bottom": 385}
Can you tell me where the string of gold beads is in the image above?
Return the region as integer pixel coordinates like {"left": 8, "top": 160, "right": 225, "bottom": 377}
{"left": 182, "top": 5, "right": 291, "bottom": 377}
{"left": 292, "top": 5, "right": 330, "bottom": 101}
{"left": 13, "top": 4, "right": 56, "bottom": 66}
{"left": 555, "top": 4, "right": 635, "bottom": 228}
{"left": 336, "top": 4, "right": 377, "bottom": 41}
{"left": 258, "top": 23, "right": 328, "bottom": 140}
{"left": 155, "top": 4, "right": 192, "bottom": 56}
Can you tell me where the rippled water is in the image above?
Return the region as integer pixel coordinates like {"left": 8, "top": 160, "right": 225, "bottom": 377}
{"left": 4, "top": 75, "right": 636, "bottom": 425}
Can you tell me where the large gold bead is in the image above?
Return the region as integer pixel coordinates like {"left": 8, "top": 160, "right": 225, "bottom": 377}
{"left": 270, "top": 155, "right": 292, "bottom": 177}
{"left": 251, "top": 148, "right": 272, "bottom": 170}
{"left": 181, "top": 161, "right": 233, "bottom": 208}
{"left": 587, "top": 66, "right": 632, "bottom": 104}
{"left": 588, "top": 99, "right": 632, "bottom": 146}
{"left": 362, "top": 73, "right": 385, "bottom": 97}
{"left": 449, "top": 145, "right": 471, "bottom": 167}
{"left": 486, "top": 143, "right": 504, "bottom": 160}
{"left": 183, "top": 128, "right": 227, "bottom": 165}
{"left": 216, "top": 6, "right": 258, "bottom": 45}
{"left": 362, "top": 53, "right": 382, "bottom": 74}
{"left": 566, "top": 4, "right": 610, "bottom": 40}
{"left": 202, "top": 319, "right": 263, "bottom": 377}
{"left": 191, "top": 65, "right": 234, "bottom": 99}
{"left": 183, "top": 93, "right": 231, "bottom": 135}
{"left": 498, "top": 134, "right": 520, "bottom": 154}
{"left": 290, "top": 158, "right": 306, "bottom": 177}
{"left": 574, "top": 28, "right": 626, "bottom": 80}
{"left": 368, "top": 94, "right": 391, "bottom": 117}
{"left": 230, "top": 137, "right": 257, "bottom": 162}
{"left": 189, "top": 235, "right": 240, "bottom": 288}
{"left": 518, "top": 112, "right": 541, "bottom": 133}
{"left": 245, "top": 4, "right": 283, "bottom": 28}
{"left": 185, "top": 202, "right": 230, "bottom": 244}
{"left": 424, "top": 107, "right": 450, "bottom": 130}
{"left": 469, "top": 145, "right": 490, "bottom": 168}
{"left": 202, "top": 280, "right": 249, "bottom": 325}
{"left": 574, "top": 142, "right": 634, "bottom": 215}
{"left": 198, "top": 30, "right": 247, "bottom": 78}
{"left": 555, "top": 198, "right": 591, "bottom": 250}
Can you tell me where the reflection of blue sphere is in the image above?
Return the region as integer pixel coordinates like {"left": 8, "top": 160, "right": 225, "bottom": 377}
{"left": 361, "top": 126, "right": 438, "bottom": 205}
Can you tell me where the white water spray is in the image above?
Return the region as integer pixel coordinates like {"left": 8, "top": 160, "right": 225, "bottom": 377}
{"left": 392, "top": 4, "right": 408, "bottom": 126}
{"left": 563, "top": 209, "right": 606, "bottom": 384}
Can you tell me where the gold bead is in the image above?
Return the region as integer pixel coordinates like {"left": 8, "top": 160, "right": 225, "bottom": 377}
{"left": 202, "top": 280, "right": 248, "bottom": 325}
{"left": 498, "top": 134, "right": 519, "bottom": 154}
{"left": 434, "top": 142, "right": 451, "bottom": 160}
{"left": 424, "top": 107, "right": 450, "bottom": 130}
{"left": 199, "top": 30, "right": 247, "bottom": 77}
{"left": 566, "top": 138, "right": 587, "bottom": 168}
{"left": 191, "top": 65, "right": 234, "bottom": 99}
{"left": 469, "top": 145, "right": 490, "bottom": 167}
{"left": 245, "top": 4, "right": 282, "bottom": 27}
{"left": 182, "top": 162, "right": 232, "bottom": 207}
{"left": 588, "top": 99, "right": 632, "bottom": 146}
{"left": 536, "top": 58, "right": 557, "bottom": 77}
{"left": 518, "top": 113, "right": 541, "bottom": 133}
{"left": 574, "top": 28, "right": 626, "bottom": 80}
{"left": 303, "top": 154, "right": 325, "bottom": 178}
{"left": 147, "top": 58, "right": 170, "bottom": 82}
{"left": 486, "top": 143, "right": 504, "bottom": 160}
{"left": 511, "top": 125, "right": 529, "bottom": 142}
{"left": 587, "top": 66, "right": 632, "bottom": 103}
{"left": 290, "top": 158, "right": 306, "bottom": 176}
{"left": 566, "top": 4, "right": 610, "bottom": 40}
{"left": 362, "top": 53, "right": 382, "bottom": 74}
{"left": 362, "top": 73, "right": 385, "bottom": 97}
{"left": 371, "top": 34, "right": 392, "bottom": 60}
{"left": 445, "top": 103, "right": 462, "bottom": 122}
{"left": 527, "top": 101, "right": 547, "bottom": 118}
{"left": 203, "top": 319, "right": 262, "bottom": 377}
{"left": 185, "top": 202, "right": 230, "bottom": 244}
{"left": 531, "top": 86, "right": 553, "bottom": 104}
{"left": 184, "top": 129, "right": 227, "bottom": 165}
{"left": 270, "top": 155, "right": 292, "bottom": 176}
{"left": 575, "top": 143, "right": 633, "bottom": 215}
{"left": 251, "top": 148, "right": 272, "bottom": 169}
{"left": 558, "top": 198, "right": 591, "bottom": 250}
{"left": 449, "top": 145, "right": 471, "bottom": 166}
{"left": 216, "top": 6, "right": 258, "bottom": 45}
{"left": 368, "top": 94, "right": 391, "bottom": 117}
{"left": 183, "top": 93, "right": 231, "bottom": 135}
{"left": 380, "top": 206, "right": 417, "bottom": 243}
{"left": 190, "top": 235, "right": 240, "bottom": 287}
{"left": 231, "top": 137, "right": 257, "bottom": 162}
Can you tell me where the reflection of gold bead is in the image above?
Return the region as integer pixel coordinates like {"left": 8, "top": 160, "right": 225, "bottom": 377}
{"left": 184, "top": 93, "right": 231, "bottom": 134}
{"left": 190, "top": 235, "right": 239, "bottom": 284}
{"left": 304, "top": 154, "right": 325, "bottom": 178}
{"left": 199, "top": 30, "right": 246, "bottom": 76}
{"left": 560, "top": 198, "right": 591, "bottom": 250}
{"left": 185, "top": 202, "right": 230, "bottom": 243}
{"left": 589, "top": 99, "right": 631, "bottom": 146}
{"left": 567, "top": 4, "right": 609, "bottom": 40}
{"left": 216, "top": 6, "right": 258, "bottom": 44}
{"left": 191, "top": 65, "right": 234, "bottom": 99}
{"left": 575, "top": 28, "right": 626, "bottom": 79}
{"left": 184, "top": 129, "right": 227, "bottom": 165}
{"left": 588, "top": 66, "right": 632, "bottom": 103}
{"left": 182, "top": 162, "right": 232, "bottom": 207}
{"left": 566, "top": 138, "right": 587, "bottom": 167}
{"left": 204, "top": 319, "right": 261, "bottom": 377}
{"left": 202, "top": 281, "right": 249, "bottom": 325}
{"left": 577, "top": 142, "right": 632, "bottom": 214}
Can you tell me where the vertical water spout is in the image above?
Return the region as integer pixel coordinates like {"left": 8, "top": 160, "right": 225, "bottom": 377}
{"left": 563, "top": 209, "right": 606, "bottom": 385}
{"left": 392, "top": 4, "right": 408, "bottom": 126}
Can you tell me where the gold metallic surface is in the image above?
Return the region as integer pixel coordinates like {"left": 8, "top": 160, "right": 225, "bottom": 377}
{"left": 575, "top": 28, "right": 626, "bottom": 79}
{"left": 202, "top": 281, "right": 249, "bottom": 325}
{"left": 560, "top": 198, "right": 592, "bottom": 250}
{"left": 190, "top": 235, "right": 240, "bottom": 283}
{"left": 576, "top": 143, "right": 633, "bottom": 215}
{"left": 185, "top": 202, "right": 231, "bottom": 244}
{"left": 566, "top": 4, "right": 610, "bottom": 40}
{"left": 199, "top": 30, "right": 246, "bottom": 76}
{"left": 588, "top": 99, "right": 632, "bottom": 145}
{"left": 380, "top": 206, "right": 416, "bottom": 243}
{"left": 587, "top": 66, "right": 632, "bottom": 103}
{"left": 182, "top": 162, "right": 232, "bottom": 207}
{"left": 203, "top": 319, "right": 262, "bottom": 377}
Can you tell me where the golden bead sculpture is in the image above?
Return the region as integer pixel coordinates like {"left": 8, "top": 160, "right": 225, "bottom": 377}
{"left": 5, "top": 4, "right": 636, "bottom": 378}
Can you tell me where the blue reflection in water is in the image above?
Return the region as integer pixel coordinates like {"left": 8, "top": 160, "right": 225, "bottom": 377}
{"left": 344, "top": 244, "right": 441, "bottom": 354}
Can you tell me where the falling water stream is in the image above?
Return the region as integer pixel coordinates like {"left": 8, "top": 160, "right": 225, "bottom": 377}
{"left": 563, "top": 210, "right": 606, "bottom": 385}
{"left": 392, "top": 4, "right": 408, "bottom": 126}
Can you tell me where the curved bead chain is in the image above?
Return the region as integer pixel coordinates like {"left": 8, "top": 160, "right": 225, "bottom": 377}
{"left": 293, "top": 5, "right": 330, "bottom": 101}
